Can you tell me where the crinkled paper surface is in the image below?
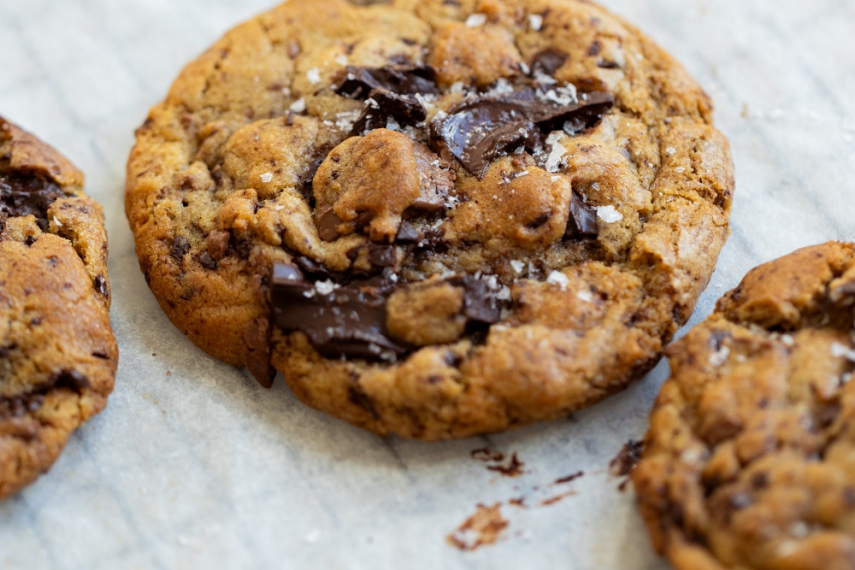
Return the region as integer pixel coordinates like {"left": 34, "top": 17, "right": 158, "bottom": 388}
{"left": 1, "top": 0, "right": 854, "bottom": 568}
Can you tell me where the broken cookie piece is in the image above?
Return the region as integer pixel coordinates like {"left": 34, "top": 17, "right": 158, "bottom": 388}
{"left": 1, "top": 117, "right": 118, "bottom": 498}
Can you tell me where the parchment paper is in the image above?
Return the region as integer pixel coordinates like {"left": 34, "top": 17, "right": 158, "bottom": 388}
{"left": 1, "top": 0, "right": 853, "bottom": 568}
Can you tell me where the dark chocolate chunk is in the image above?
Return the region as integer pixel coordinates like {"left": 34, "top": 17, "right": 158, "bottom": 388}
{"left": 566, "top": 193, "right": 598, "bottom": 239}
{"left": 0, "top": 173, "right": 66, "bottom": 231}
{"left": 317, "top": 208, "right": 344, "bottom": 242}
{"left": 271, "top": 263, "right": 408, "bottom": 361}
{"left": 244, "top": 317, "right": 275, "bottom": 389}
{"left": 395, "top": 220, "right": 420, "bottom": 243}
{"left": 531, "top": 49, "right": 568, "bottom": 77}
{"left": 432, "top": 100, "right": 541, "bottom": 179}
{"left": 350, "top": 88, "right": 427, "bottom": 136}
{"left": 294, "top": 256, "right": 331, "bottom": 280}
{"left": 459, "top": 276, "right": 501, "bottom": 325}
{"left": 431, "top": 88, "right": 614, "bottom": 177}
{"left": 170, "top": 236, "right": 191, "bottom": 261}
{"left": 369, "top": 244, "right": 397, "bottom": 267}
{"left": 273, "top": 262, "right": 304, "bottom": 283}
{"left": 333, "top": 65, "right": 440, "bottom": 99}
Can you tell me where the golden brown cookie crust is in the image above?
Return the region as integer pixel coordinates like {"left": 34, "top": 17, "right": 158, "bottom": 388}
{"left": 126, "top": 0, "right": 733, "bottom": 440}
{"left": 634, "top": 242, "right": 855, "bottom": 570}
{"left": 0, "top": 118, "right": 118, "bottom": 498}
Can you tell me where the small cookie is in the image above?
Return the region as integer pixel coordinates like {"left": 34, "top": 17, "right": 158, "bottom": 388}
{"left": 126, "top": 0, "right": 733, "bottom": 439}
{"left": 0, "top": 118, "right": 118, "bottom": 498}
{"left": 634, "top": 242, "right": 855, "bottom": 569}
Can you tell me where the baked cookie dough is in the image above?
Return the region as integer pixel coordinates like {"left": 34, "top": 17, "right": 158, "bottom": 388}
{"left": 0, "top": 118, "right": 117, "bottom": 498}
{"left": 126, "top": 0, "right": 733, "bottom": 440}
{"left": 634, "top": 243, "right": 855, "bottom": 569}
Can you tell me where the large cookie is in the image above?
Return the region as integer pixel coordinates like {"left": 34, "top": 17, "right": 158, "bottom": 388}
{"left": 126, "top": 0, "right": 733, "bottom": 440}
{"left": 0, "top": 118, "right": 117, "bottom": 498}
{"left": 634, "top": 243, "right": 855, "bottom": 569}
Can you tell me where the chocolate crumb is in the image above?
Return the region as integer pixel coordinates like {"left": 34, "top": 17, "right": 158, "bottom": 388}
{"left": 610, "top": 439, "right": 644, "bottom": 491}
{"left": 554, "top": 471, "right": 584, "bottom": 485}
{"left": 486, "top": 452, "right": 525, "bottom": 477}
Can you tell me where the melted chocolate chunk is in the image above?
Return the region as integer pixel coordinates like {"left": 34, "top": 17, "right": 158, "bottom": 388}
{"left": 350, "top": 88, "right": 427, "bottom": 136}
{"left": 532, "top": 49, "right": 568, "bottom": 77}
{"left": 0, "top": 173, "right": 66, "bottom": 231}
{"left": 271, "top": 263, "right": 408, "bottom": 361}
{"left": 431, "top": 88, "right": 614, "bottom": 177}
{"left": 566, "top": 193, "right": 598, "bottom": 239}
{"left": 334, "top": 65, "right": 440, "bottom": 99}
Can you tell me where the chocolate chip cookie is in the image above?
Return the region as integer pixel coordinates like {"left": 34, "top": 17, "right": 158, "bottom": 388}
{"left": 0, "top": 118, "right": 117, "bottom": 498}
{"left": 126, "top": 0, "right": 733, "bottom": 439}
{"left": 634, "top": 242, "right": 855, "bottom": 569}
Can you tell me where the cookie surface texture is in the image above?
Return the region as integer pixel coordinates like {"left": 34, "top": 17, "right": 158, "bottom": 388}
{"left": 126, "top": 0, "right": 734, "bottom": 440}
{"left": 0, "top": 118, "right": 117, "bottom": 498}
{"left": 634, "top": 242, "right": 855, "bottom": 569}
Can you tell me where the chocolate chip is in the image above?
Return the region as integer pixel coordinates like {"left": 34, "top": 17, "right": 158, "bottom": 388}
{"left": 566, "top": 193, "right": 598, "bottom": 238}
{"left": 171, "top": 236, "right": 191, "bottom": 261}
{"left": 431, "top": 88, "right": 614, "bottom": 177}
{"left": 395, "top": 220, "right": 420, "bottom": 243}
{"left": 532, "top": 49, "right": 568, "bottom": 77}
{"left": 317, "top": 208, "right": 344, "bottom": 242}
{"left": 333, "top": 65, "right": 440, "bottom": 99}
{"left": 94, "top": 274, "right": 108, "bottom": 296}
{"left": 271, "top": 263, "right": 409, "bottom": 361}
{"left": 350, "top": 88, "right": 427, "bottom": 136}
{"left": 24, "top": 234, "right": 35, "bottom": 246}
{"left": 587, "top": 41, "right": 602, "bottom": 57}
{"left": 0, "top": 173, "right": 66, "bottom": 228}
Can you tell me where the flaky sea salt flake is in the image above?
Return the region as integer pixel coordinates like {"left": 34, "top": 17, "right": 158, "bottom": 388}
{"left": 596, "top": 205, "right": 623, "bottom": 223}
{"left": 307, "top": 67, "right": 321, "bottom": 85}
{"left": 466, "top": 13, "right": 487, "bottom": 27}
{"left": 547, "top": 271, "right": 570, "bottom": 291}
{"left": 529, "top": 14, "right": 543, "bottom": 31}
{"left": 290, "top": 98, "right": 307, "bottom": 113}
{"left": 260, "top": 172, "right": 273, "bottom": 183}
{"left": 832, "top": 342, "right": 855, "bottom": 362}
